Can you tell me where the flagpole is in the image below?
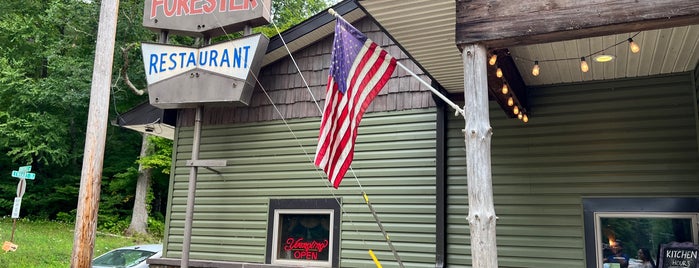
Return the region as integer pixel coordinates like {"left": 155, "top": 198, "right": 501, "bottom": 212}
{"left": 328, "top": 9, "right": 464, "bottom": 117}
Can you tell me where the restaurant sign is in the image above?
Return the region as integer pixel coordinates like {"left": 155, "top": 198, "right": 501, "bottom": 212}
{"left": 141, "top": 33, "right": 269, "bottom": 108}
{"left": 143, "top": 0, "right": 271, "bottom": 37}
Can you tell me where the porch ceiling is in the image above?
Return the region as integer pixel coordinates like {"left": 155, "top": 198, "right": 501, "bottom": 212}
{"left": 358, "top": 0, "right": 699, "bottom": 92}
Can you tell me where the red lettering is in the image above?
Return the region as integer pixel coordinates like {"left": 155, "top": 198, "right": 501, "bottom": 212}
{"left": 189, "top": 0, "right": 202, "bottom": 15}
{"left": 152, "top": 0, "right": 258, "bottom": 18}
{"left": 150, "top": 0, "right": 165, "bottom": 19}
{"left": 202, "top": 0, "right": 216, "bottom": 13}
{"left": 164, "top": 0, "right": 177, "bottom": 17}
{"left": 284, "top": 238, "right": 329, "bottom": 253}
{"left": 176, "top": 0, "right": 190, "bottom": 16}
{"left": 219, "top": 0, "right": 228, "bottom": 12}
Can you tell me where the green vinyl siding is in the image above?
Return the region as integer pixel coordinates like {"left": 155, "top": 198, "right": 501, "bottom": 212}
{"left": 164, "top": 108, "right": 437, "bottom": 267}
{"left": 446, "top": 73, "right": 699, "bottom": 268}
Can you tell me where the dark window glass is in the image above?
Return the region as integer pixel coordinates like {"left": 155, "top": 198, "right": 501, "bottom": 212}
{"left": 276, "top": 213, "right": 331, "bottom": 262}
{"left": 600, "top": 217, "right": 693, "bottom": 268}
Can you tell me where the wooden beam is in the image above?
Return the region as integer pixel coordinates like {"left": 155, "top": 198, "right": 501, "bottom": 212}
{"left": 486, "top": 49, "right": 528, "bottom": 118}
{"left": 456, "top": 0, "right": 699, "bottom": 48}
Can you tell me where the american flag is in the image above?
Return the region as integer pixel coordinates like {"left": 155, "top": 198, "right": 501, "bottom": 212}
{"left": 314, "top": 18, "right": 397, "bottom": 188}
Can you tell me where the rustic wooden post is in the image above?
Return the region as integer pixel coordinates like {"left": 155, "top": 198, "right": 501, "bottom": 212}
{"left": 461, "top": 43, "right": 498, "bottom": 268}
{"left": 71, "top": 0, "right": 120, "bottom": 267}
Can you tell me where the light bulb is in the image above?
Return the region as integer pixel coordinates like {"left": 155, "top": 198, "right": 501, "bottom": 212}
{"left": 628, "top": 38, "right": 640, "bottom": 53}
{"left": 580, "top": 57, "right": 589, "bottom": 73}
{"left": 513, "top": 106, "right": 519, "bottom": 115}
{"left": 501, "top": 84, "right": 509, "bottom": 95}
{"left": 532, "top": 61, "right": 540, "bottom": 76}
{"left": 489, "top": 54, "right": 497, "bottom": 66}
{"left": 496, "top": 68, "right": 503, "bottom": 78}
{"left": 507, "top": 97, "right": 514, "bottom": 106}
{"left": 523, "top": 114, "right": 529, "bottom": 123}
{"left": 517, "top": 112, "right": 523, "bottom": 119}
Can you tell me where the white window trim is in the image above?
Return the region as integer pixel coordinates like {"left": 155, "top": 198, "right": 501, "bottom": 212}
{"left": 270, "top": 209, "right": 335, "bottom": 267}
{"left": 593, "top": 212, "right": 699, "bottom": 268}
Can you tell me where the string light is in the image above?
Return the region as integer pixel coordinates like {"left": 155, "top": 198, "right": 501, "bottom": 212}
{"left": 513, "top": 106, "right": 519, "bottom": 115}
{"left": 501, "top": 84, "right": 509, "bottom": 95}
{"left": 513, "top": 32, "right": 641, "bottom": 76}
{"left": 532, "top": 60, "right": 540, "bottom": 76}
{"left": 628, "top": 38, "right": 640, "bottom": 53}
{"left": 507, "top": 97, "right": 514, "bottom": 106}
{"left": 496, "top": 67, "right": 503, "bottom": 78}
{"left": 523, "top": 114, "right": 529, "bottom": 123}
{"left": 489, "top": 54, "right": 497, "bottom": 66}
{"left": 580, "top": 57, "right": 589, "bottom": 73}
{"left": 517, "top": 112, "right": 523, "bottom": 120}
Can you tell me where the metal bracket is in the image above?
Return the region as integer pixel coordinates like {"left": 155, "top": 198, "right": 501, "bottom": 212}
{"left": 186, "top": 159, "right": 227, "bottom": 175}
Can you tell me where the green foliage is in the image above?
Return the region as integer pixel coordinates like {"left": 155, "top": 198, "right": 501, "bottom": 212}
{"left": 256, "top": 0, "right": 331, "bottom": 37}
{"left": 138, "top": 136, "right": 173, "bottom": 174}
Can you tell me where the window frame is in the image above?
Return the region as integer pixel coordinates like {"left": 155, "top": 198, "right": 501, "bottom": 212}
{"left": 583, "top": 197, "right": 699, "bottom": 268}
{"left": 266, "top": 198, "right": 341, "bottom": 267}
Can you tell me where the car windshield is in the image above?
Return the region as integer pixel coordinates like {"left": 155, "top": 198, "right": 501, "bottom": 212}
{"left": 92, "top": 248, "right": 158, "bottom": 267}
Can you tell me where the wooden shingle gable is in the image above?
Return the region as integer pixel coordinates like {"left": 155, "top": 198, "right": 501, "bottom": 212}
{"left": 179, "top": 17, "right": 435, "bottom": 127}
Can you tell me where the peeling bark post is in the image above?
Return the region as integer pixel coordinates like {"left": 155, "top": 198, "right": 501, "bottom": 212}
{"left": 462, "top": 43, "right": 499, "bottom": 268}
{"left": 71, "top": 0, "right": 120, "bottom": 267}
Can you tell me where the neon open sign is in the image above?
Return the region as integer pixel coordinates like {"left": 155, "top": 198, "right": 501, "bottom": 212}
{"left": 284, "top": 238, "right": 329, "bottom": 260}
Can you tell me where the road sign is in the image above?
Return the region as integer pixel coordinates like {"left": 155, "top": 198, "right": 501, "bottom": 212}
{"left": 11, "top": 165, "right": 36, "bottom": 180}
{"left": 11, "top": 171, "right": 35, "bottom": 180}
{"left": 16, "top": 179, "right": 26, "bottom": 198}
{"left": 11, "top": 197, "right": 21, "bottom": 219}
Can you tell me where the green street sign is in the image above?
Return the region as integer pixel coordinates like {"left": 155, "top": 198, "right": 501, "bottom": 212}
{"left": 11, "top": 166, "right": 35, "bottom": 180}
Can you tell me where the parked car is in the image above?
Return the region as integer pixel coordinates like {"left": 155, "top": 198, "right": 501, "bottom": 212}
{"left": 92, "top": 244, "right": 162, "bottom": 268}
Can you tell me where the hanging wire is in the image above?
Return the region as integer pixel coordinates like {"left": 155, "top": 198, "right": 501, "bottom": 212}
{"left": 511, "top": 32, "right": 641, "bottom": 63}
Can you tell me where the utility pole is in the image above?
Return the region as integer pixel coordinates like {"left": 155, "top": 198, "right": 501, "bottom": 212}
{"left": 71, "top": 0, "right": 120, "bottom": 267}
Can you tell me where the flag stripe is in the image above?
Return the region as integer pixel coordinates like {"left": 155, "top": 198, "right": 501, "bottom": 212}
{"left": 315, "top": 18, "right": 397, "bottom": 188}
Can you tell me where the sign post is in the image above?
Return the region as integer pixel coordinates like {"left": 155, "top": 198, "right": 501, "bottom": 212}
{"left": 5, "top": 165, "right": 36, "bottom": 250}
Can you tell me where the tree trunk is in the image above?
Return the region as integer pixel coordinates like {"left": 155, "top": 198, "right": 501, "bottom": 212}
{"left": 462, "top": 43, "right": 499, "bottom": 268}
{"left": 126, "top": 133, "right": 151, "bottom": 235}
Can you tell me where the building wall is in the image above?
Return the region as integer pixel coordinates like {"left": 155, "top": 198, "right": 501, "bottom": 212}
{"left": 165, "top": 108, "right": 437, "bottom": 267}
{"left": 163, "top": 17, "right": 439, "bottom": 267}
{"left": 446, "top": 73, "right": 699, "bottom": 267}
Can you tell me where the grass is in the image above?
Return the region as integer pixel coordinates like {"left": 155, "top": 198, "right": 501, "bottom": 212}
{"left": 0, "top": 218, "right": 161, "bottom": 268}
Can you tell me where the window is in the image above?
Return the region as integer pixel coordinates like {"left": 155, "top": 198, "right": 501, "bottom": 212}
{"left": 266, "top": 199, "right": 341, "bottom": 267}
{"left": 583, "top": 198, "right": 699, "bottom": 268}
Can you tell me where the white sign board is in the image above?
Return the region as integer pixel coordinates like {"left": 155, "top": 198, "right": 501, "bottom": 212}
{"left": 141, "top": 33, "right": 269, "bottom": 109}
{"left": 142, "top": 34, "right": 265, "bottom": 85}
{"left": 11, "top": 197, "right": 21, "bottom": 219}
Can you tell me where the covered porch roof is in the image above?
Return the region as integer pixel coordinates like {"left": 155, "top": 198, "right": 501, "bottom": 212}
{"left": 357, "top": 0, "right": 699, "bottom": 117}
